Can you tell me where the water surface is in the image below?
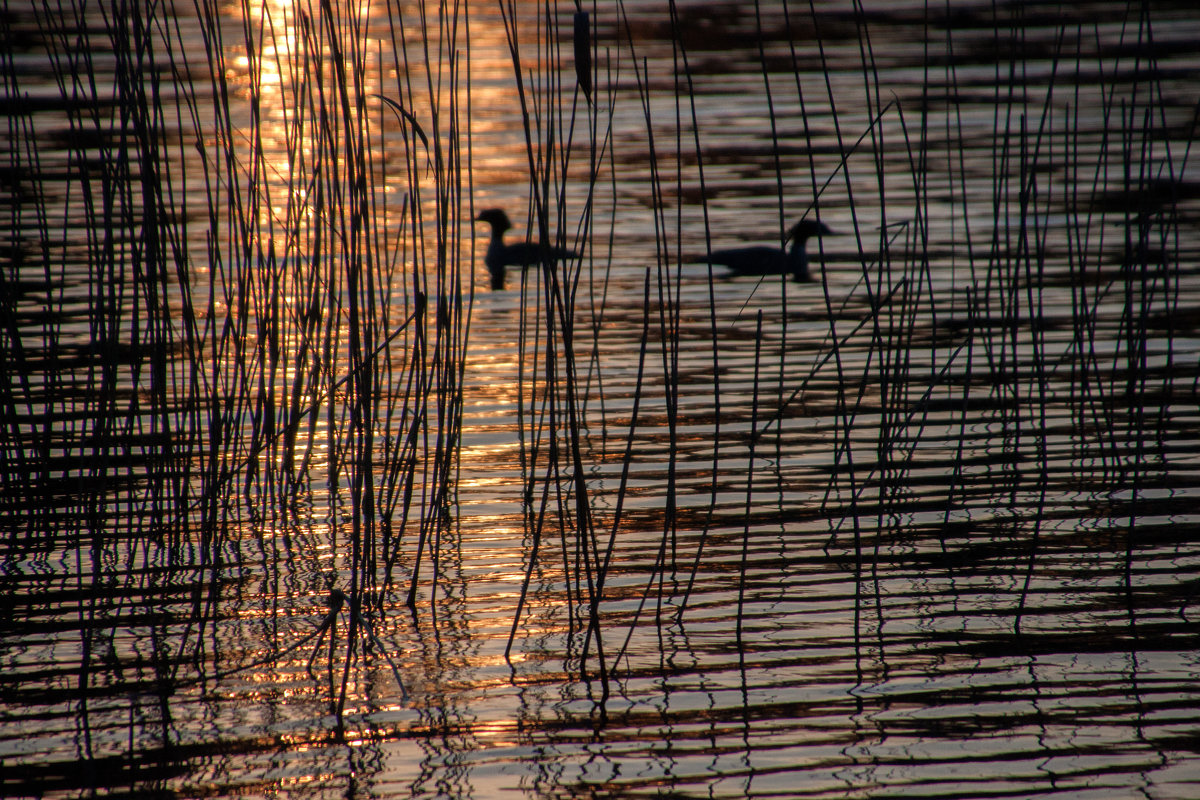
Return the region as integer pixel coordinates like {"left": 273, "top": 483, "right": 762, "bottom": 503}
{"left": 4, "top": 0, "right": 1200, "bottom": 798}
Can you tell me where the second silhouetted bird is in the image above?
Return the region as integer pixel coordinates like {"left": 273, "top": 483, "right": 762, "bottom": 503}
{"left": 706, "top": 218, "right": 834, "bottom": 283}
{"left": 474, "top": 208, "right": 578, "bottom": 290}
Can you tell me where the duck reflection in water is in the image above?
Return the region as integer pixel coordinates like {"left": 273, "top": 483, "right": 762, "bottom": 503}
{"left": 474, "top": 208, "right": 578, "bottom": 290}
{"left": 707, "top": 218, "right": 835, "bottom": 283}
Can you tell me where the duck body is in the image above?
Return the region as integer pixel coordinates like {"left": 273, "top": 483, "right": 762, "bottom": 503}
{"left": 475, "top": 208, "right": 577, "bottom": 290}
{"left": 707, "top": 219, "right": 834, "bottom": 283}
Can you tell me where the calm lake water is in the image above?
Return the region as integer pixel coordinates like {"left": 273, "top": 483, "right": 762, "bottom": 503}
{"left": 5, "top": 0, "right": 1200, "bottom": 798}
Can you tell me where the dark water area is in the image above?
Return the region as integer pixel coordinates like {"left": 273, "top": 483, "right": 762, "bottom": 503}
{"left": 4, "top": 0, "right": 1200, "bottom": 797}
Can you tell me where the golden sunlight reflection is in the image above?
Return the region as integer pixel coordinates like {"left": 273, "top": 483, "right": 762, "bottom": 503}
{"left": 221, "top": 0, "right": 591, "bottom": 291}
{"left": 225, "top": 0, "right": 301, "bottom": 226}
{"left": 223, "top": 0, "right": 417, "bottom": 249}
{"left": 468, "top": 719, "right": 521, "bottom": 746}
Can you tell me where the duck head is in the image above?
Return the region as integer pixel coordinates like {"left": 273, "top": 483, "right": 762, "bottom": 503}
{"left": 787, "top": 219, "right": 835, "bottom": 243}
{"left": 785, "top": 219, "right": 835, "bottom": 283}
{"left": 474, "top": 208, "right": 513, "bottom": 234}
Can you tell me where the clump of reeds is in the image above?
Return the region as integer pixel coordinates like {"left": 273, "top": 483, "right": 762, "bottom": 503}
{"left": 496, "top": 0, "right": 1197, "bottom": 703}
{"left": 4, "top": 0, "right": 476, "bottom": 739}
{"left": 183, "top": 0, "right": 475, "bottom": 719}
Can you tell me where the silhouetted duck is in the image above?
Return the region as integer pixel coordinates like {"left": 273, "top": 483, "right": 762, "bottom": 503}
{"left": 474, "top": 208, "right": 578, "bottom": 290}
{"left": 707, "top": 218, "right": 834, "bottom": 283}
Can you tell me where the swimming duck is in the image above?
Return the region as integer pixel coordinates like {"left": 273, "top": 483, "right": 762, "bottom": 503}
{"left": 474, "top": 208, "right": 578, "bottom": 290}
{"left": 707, "top": 219, "right": 834, "bottom": 283}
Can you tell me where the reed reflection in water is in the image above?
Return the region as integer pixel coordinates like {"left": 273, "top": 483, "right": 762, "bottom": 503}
{"left": 3, "top": 0, "right": 1200, "bottom": 798}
